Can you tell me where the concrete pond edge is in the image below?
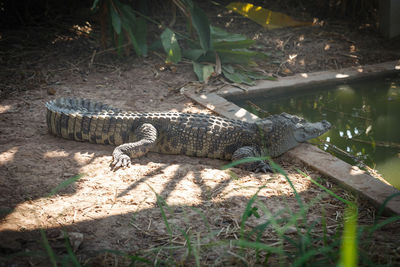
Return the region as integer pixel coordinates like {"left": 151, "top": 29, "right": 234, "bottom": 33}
{"left": 184, "top": 60, "right": 400, "bottom": 215}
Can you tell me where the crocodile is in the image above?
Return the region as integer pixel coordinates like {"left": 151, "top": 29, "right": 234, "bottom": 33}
{"left": 45, "top": 97, "right": 331, "bottom": 172}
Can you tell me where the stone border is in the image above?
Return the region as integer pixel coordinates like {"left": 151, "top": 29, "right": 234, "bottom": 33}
{"left": 184, "top": 60, "right": 400, "bottom": 215}
{"left": 219, "top": 60, "right": 400, "bottom": 96}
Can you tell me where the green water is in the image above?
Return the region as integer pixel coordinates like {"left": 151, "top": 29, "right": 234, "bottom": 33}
{"left": 230, "top": 73, "right": 400, "bottom": 188}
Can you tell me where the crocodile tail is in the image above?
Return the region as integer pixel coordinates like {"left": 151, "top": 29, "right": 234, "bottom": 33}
{"left": 45, "top": 97, "right": 124, "bottom": 144}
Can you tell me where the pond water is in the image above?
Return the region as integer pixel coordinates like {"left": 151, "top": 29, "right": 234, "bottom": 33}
{"left": 229, "top": 73, "right": 400, "bottom": 188}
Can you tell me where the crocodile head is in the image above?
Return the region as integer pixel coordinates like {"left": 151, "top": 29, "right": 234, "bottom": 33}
{"left": 256, "top": 112, "right": 331, "bottom": 157}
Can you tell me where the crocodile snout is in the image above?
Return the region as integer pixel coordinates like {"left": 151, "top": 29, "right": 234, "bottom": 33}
{"left": 321, "top": 120, "right": 331, "bottom": 130}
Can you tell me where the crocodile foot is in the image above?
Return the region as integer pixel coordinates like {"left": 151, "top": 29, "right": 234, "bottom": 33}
{"left": 254, "top": 161, "right": 273, "bottom": 173}
{"left": 233, "top": 160, "right": 273, "bottom": 173}
{"left": 111, "top": 151, "right": 131, "bottom": 170}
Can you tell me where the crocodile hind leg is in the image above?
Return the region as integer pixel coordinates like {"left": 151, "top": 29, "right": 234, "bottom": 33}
{"left": 232, "top": 146, "right": 273, "bottom": 173}
{"left": 111, "top": 123, "right": 158, "bottom": 169}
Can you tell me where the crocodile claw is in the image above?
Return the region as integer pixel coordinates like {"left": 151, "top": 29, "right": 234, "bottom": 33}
{"left": 254, "top": 161, "right": 273, "bottom": 173}
{"left": 111, "top": 154, "right": 131, "bottom": 170}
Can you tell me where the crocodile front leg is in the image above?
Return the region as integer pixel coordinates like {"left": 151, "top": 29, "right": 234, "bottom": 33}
{"left": 111, "top": 123, "right": 158, "bottom": 169}
{"left": 232, "top": 146, "right": 273, "bottom": 173}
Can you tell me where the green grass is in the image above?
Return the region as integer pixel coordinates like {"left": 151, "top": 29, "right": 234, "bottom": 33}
{"left": 2, "top": 163, "right": 400, "bottom": 266}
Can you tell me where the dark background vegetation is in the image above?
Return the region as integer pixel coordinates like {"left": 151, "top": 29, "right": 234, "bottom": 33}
{"left": 0, "top": 0, "right": 380, "bottom": 30}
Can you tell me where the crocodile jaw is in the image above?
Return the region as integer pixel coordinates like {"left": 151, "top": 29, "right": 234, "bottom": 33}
{"left": 293, "top": 119, "right": 331, "bottom": 142}
{"left": 262, "top": 113, "right": 331, "bottom": 157}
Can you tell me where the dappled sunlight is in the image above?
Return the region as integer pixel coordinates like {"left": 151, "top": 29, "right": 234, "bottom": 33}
{"left": 388, "top": 82, "right": 400, "bottom": 100}
{"left": 196, "top": 94, "right": 217, "bottom": 112}
{"left": 312, "top": 17, "right": 325, "bottom": 26}
{"left": 335, "top": 73, "right": 350, "bottom": 78}
{"left": 234, "top": 108, "right": 250, "bottom": 119}
{"left": 1, "top": 165, "right": 162, "bottom": 231}
{"left": 71, "top": 21, "right": 92, "bottom": 36}
{"left": 226, "top": 2, "right": 313, "bottom": 29}
{"left": 52, "top": 34, "right": 76, "bottom": 44}
{"left": 73, "top": 151, "right": 98, "bottom": 165}
{"left": 0, "top": 104, "right": 12, "bottom": 114}
{"left": 234, "top": 108, "right": 258, "bottom": 121}
{"left": 0, "top": 164, "right": 178, "bottom": 230}
{"left": 349, "top": 165, "right": 364, "bottom": 176}
{"left": 51, "top": 21, "right": 92, "bottom": 44}
{"left": 252, "top": 32, "right": 263, "bottom": 40}
{"left": 287, "top": 53, "right": 297, "bottom": 65}
{"left": 0, "top": 146, "right": 19, "bottom": 165}
{"left": 165, "top": 169, "right": 203, "bottom": 206}
{"left": 349, "top": 44, "right": 357, "bottom": 53}
{"left": 214, "top": 172, "right": 313, "bottom": 202}
{"left": 376, "top": 156, "right": 400, "bottom": 189}
{"left": 1, "top": 193, "right": 137, "bottom": 231}
{"left": 0, "top": 155, "right": 315, "bottom": 234}
{"left": 43, "top": 150, "right": 70, "bottom": 159}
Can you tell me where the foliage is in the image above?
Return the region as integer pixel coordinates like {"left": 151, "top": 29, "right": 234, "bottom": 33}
{"left": 91, "top": 0, "right": 273, "bottom": 85}
{"left": 164, "top": 1, "right": 273, "bottom": 84}
{"left": 92, "top": 0, "right": 147, "bottom": 56}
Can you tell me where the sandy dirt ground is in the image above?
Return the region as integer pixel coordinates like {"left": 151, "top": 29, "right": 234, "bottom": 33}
{"left": 1, "top": 2, "right": 400, "bottom": 265}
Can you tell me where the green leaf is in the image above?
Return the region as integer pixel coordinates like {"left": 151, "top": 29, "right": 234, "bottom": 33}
{"left": 211, "top": 26, "right": 248, "bottom": 42}
{"left": 116, "top": 30, "right": 124, "bottom": 56}
{"left": 180, "top": 0, "right": 194, "bottom": 10}
{"left": 222, "top": 68, "right": 245, "bottom": 84}
{"left": 155, "top": 193, "right": 173, "bottom": 237}
{"left": 121, "top": 18, "right": 141, "bottom": 56}
{"left": 63, "top": 231, "right": 81, "bottom": 267}
{"left": 99, "top": 249, "right": 151, "bottom": 264}
{"left": 222, "top": 65, "right": 274, "bottom": 85}
{"left": 221, "top": 64, "right": 234, "bottom": 73}
{"left": 196, "top": 50, "right": 216, "bottom": 63}
{"left": 116, "top": 1, "right": 147, "bottom": 56}
{"left": 122, "top": 25, "right": 137, "bottom": 53}
{"left": 237, "top": 72, "right": 255, "bottom": 85}
{"left": 222, "top": 68, "right": 255, "bottom": 85}
{"left": 133, "top": 17, "right": 147, "bottom": 56}
{"left": 218, "top": 52, "right": 251, "bottom": 65}
{"left": 117, "top": 1, "right": 136, "bottom": 22}
{"left": 40, "top": 229, "right": 58, "bottom": 266}
{"left": 232, "top": 239, "right": 283, "bottom": 254}
{"left": 48, "top": 174, "right": 84, "bottom": 197}
{"left": 190, "top": 5, "right": 211, "bottom": 51}
{"left": 246, "top": 206, "right": 260, "bottom": 218}
{"left": 161, "top": 28, "right": 182, "bottom": 64}
{"left": 339, "top": 205, "right": 358, "bottom": 267}
{"left": 213, "top": 39, "right": 256, "bottom": 50}
{"left": 193, "top": 62, "right": 214, "bottom": 83}
{"left": 182, "top": 49, "right": 205, "bottom": 61}
{"left": 91, "top": 0, "right": 100, "bottom": 10}
{"left": 109, "top": 4, "right": 122, "bottom": 34}
{"left": 218, "top": 49, "right": 261, "bottom": 57}
{"left": 238, "top": 69, "right": 276, "bottom": 81}
{"left": 148, "top": 39, "right": 163, "bottom": 52}
{"left": 218, "top": 49, "right": 265, "bottom": 64}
